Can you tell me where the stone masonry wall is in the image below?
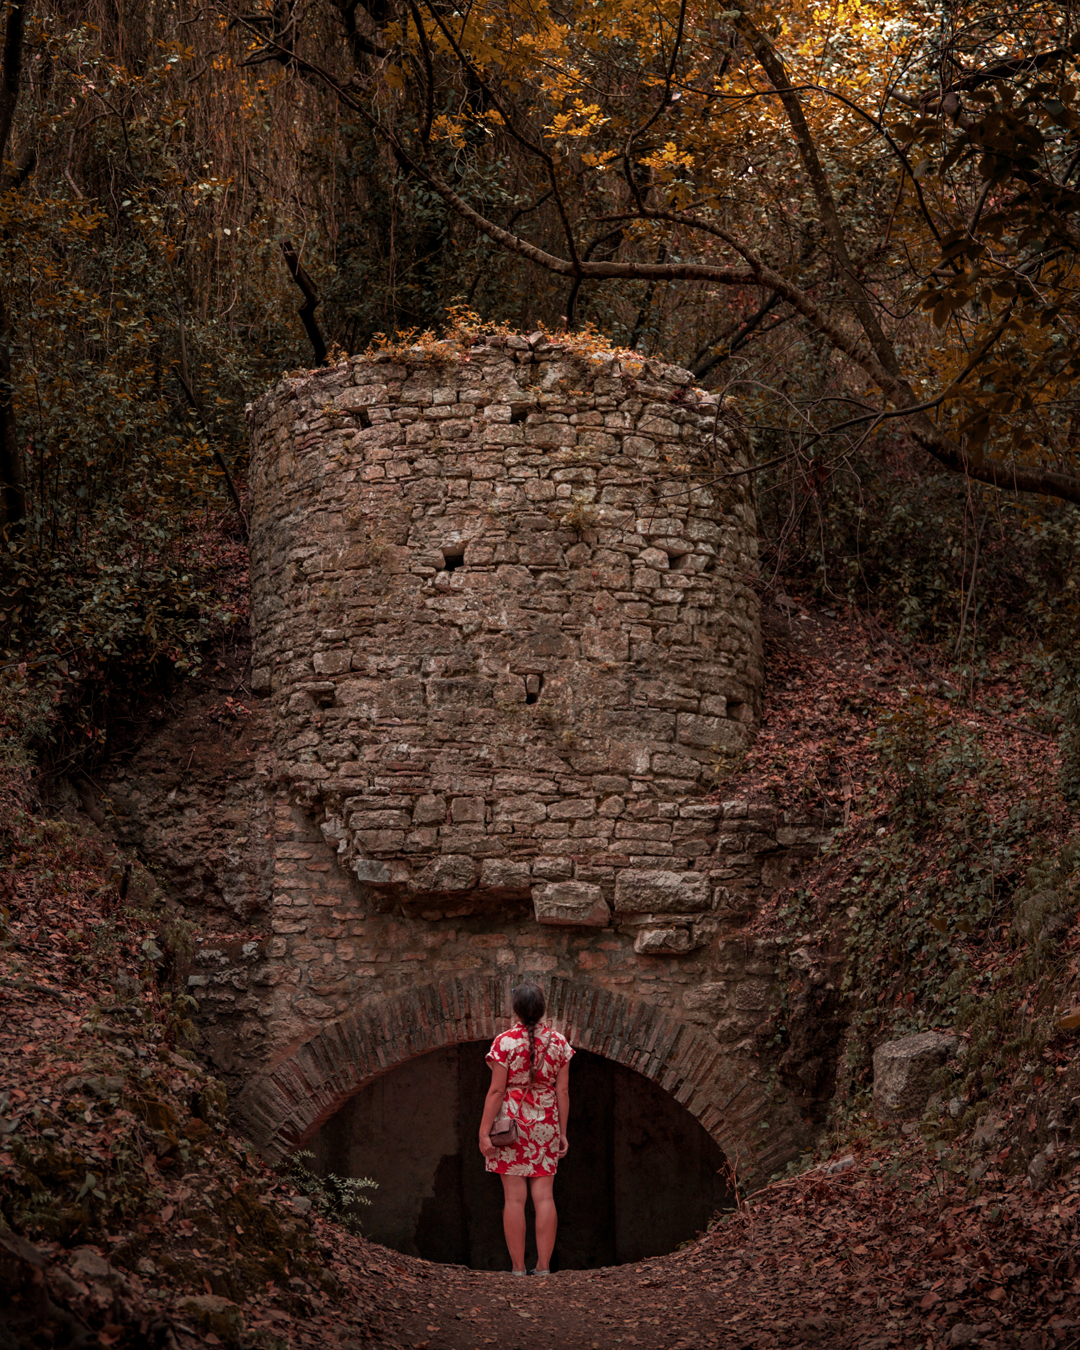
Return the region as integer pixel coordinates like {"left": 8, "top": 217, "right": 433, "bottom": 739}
{"left": 151, "top": 333, "right": 839, "bottom": 1183}
{"left": 246, "top": 332, "right": 763, "bottom": 936}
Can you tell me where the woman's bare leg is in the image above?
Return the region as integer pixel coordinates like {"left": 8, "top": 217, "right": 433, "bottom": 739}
{"left": 501, "top": 1175, "right": 528, "bottom": 1272}
{"left": 530, "top": 1174, "right": 557, "bottom": 1272}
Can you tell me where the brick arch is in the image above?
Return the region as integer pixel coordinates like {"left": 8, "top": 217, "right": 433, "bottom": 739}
{"left": 235, "top": 975, "right": 803, "bottom": 1189}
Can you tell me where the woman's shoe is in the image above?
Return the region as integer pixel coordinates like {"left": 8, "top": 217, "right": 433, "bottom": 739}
{"left": 532, "top": 1269, "right": 551, "bottom": 1276}
{"left": 511, "top": 1269, "right": 528, "bottom": 1277}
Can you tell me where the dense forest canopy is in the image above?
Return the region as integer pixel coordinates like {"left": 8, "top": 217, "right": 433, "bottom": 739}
{"left": 0, "top": 0, "right": 1077, "bottom": 762}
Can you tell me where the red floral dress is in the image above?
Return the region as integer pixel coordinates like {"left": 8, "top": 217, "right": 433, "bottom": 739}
{"left": 485, "top": 1021, "right": 574, "bottom": 1177}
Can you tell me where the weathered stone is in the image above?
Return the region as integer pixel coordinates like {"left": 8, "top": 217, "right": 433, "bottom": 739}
{"left": 69, "top": 1248, "right": 123, "bottom": 1286}
{"left": 64, "top": 1073, "right": 125, "bottom": 1099}
{"left": 450, "top": 795, "right": 485, "bottom": 823}
{"left": 312, "top": 650, "right": 351, "bottom": 675}
{"left": 634, "top": 926, "right": 692, "bottom": 955}
{"left": 247, "top": 338, "right": 764, "bottom": 908}
{"left": 412, "top": 794, "right": 446, "bottom": 825}
{"left": 532, "top": 881, "right": 610, "bottom": 927}
{"left": 479, "top": 858, "right": 532, "bottom": 894}
{"left": 614, "top": 869, "right": 710, "bottom": 914}
{"left": 180, "top": 1295, "right": 245, "bottom": 1345}
{"left": 873, "top": 1031, "right": 958, "bottom": 1122}
{"left": 354, "top": 858, "right": 391, "bottom": 884}
{"left": 682, "top": 982, "right": 728, "bottom": 1011}
{"left": 411, "top": 854, "right": 480, "bottom": 893}
{"left": 732, "top": 979, "right": 773, "bottom": 1011}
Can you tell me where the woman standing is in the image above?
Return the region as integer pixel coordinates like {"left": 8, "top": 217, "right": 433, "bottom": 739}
{"left": 478, "top": 982, "right": 573, "bottom": 1275}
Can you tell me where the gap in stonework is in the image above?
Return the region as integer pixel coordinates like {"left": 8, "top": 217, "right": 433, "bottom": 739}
{"left": 303, "top": 1043, "right": 734, "bottom": 1271}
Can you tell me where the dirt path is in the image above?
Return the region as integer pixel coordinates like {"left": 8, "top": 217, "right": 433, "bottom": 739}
{"left": 314, "top": 1157, "right": 1080, "bottom": 1350}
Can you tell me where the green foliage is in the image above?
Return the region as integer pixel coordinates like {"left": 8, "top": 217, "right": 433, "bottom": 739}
{"left": 281, "top": 1150, "right": 376, "bottom": 1237}
{"left": 836, "top": 693, "right": 1040, "bottom": 1095}
{"left": 756, "top": 445, "right": 1080, "bottom": 649}
{"left": 946, "top": 844, "right": 1080, "bottom": 1131}
{"left": 0, "top": 8, "right": 301, "bottom": 744}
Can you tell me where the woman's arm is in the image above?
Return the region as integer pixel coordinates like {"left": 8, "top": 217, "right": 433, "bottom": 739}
{"left": 555, "top": 1062, "right": 570, "bottom": 1158}
{"left": 478, "top": 1061, "right": 509, "bottom": 1158}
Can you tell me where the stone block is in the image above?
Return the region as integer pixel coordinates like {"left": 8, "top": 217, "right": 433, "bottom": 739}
{"left": 495, "top": 796, "right": 548, "bottom": 825}
{"left": 348, "top": 810, "right": 411, "bottom": 831}
{"left": 412, "top": 794, "right": 447, "bottom": 825}
{"left": 451, "top": 795, "right": 486, "bottom": 823}
{"left": 634, "top": 927, "right": 692, "bottom": 955}
{"left": 532, "top": 881, "right": 610, "bottom": 927}
{"left": 682, "top": 982, "right": 729, "bottom": 1011}
{"left": 411, "top": 854, "right": 480, "bottom": 894}
{"left": 548, "top": 799, "right": 595, "bottom": 820}
{"left": 676, "top": 712, "right": 745, "bottom": 750}
{"left": 873, "top": 1031, "right": 958, "bottom": 1122}
{"left": 312, "top": 649, "right": 352, "bottom": 675}
{"left": 731, "top": 979, "right": 773, "bottom": 1011}
{"left": 479, "top": 858, "right": 532, "bottom": 894}
{"left": 356, "top": 829, "right": 405, "bottom": 852}
{"left": 613, "top": 868, "right": 710, "bottom": 914}
{"left": 532, "top": 856, "right": 574, "bottom": 881}
{"left": 581, "top": 627, "right": 629, "bottom": 661}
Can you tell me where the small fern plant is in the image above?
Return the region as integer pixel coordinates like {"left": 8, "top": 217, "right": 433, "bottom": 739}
{"left": 283, "top": 1150, "right": 377, "bottom": 1237}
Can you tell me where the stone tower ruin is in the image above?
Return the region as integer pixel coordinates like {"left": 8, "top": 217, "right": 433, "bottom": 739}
{"left": 247, "top": 331, "right": 763, "bottom": 936}
{"left": 187, "top": 330, "right": 835, "bottom": 1192}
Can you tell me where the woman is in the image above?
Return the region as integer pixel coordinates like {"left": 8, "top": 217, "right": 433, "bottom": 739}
{"left": 478, "top": 982, "right": 573, "bottom": 1276}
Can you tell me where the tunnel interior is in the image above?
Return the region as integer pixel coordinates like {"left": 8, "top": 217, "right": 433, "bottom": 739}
{"left": 306, "top": 1041, "right": 733, "bottom": 1270}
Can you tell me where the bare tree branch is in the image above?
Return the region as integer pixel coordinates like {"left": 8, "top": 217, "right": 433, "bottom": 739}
{"left": 216, "top": 1, "right": 1080, "bottom": 508}
{"left": 281, "top": 238, "right": 328, "bottom": 367}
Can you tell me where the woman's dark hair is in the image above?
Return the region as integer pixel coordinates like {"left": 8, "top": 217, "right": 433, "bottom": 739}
{"left": 512, "top": 982, "right": 545, "bottom": 1083}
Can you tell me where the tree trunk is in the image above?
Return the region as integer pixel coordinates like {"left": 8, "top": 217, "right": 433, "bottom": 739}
{"left": 0, "top": 288, "right": 23, "bottom": 527}
{"left": 0, "top": 1, "right": 26, "bottom": 531}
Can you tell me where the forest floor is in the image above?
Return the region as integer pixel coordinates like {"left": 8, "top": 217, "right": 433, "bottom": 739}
{"left": 3, "top": 594, "right": 1079, "bottom": 1349}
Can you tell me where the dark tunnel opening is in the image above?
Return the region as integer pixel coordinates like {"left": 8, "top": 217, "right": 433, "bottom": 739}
{"left": 305, "top": 1041, "right": 734, "bottom": 1270}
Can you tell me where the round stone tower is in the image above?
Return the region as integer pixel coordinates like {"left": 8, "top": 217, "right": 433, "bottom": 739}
{"left": 246, "top": 332, "right": 762, "bottom": 928}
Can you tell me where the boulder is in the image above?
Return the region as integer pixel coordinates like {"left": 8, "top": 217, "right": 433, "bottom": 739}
{"left": 873, "top": 1030, "right": 957, "bottom": 1122}
{"left": 180, "top": 1294, "right": 245, "bottom": 1346}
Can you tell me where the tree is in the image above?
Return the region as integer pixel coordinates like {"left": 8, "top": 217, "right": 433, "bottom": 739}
{"left": 228, "top": 0, "right": 1080, "bottom": 506}
{"left": 0, "top": 0, "right": 26, "bottom": 528}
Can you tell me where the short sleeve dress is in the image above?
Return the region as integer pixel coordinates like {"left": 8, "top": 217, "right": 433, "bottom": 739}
{"left": 485, "top": 1021, "right": 574, "bottom": 1177}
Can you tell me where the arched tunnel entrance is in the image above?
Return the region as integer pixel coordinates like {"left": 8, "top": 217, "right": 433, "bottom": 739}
{"left": 236, "top": 975, "right": 806, "bottom": 1240}
{"left": 305, "top": 1041, "right": 733, "bottom": 1270}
